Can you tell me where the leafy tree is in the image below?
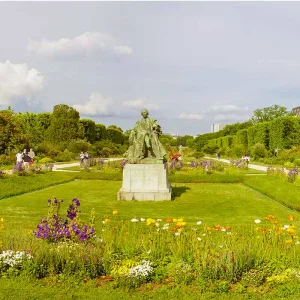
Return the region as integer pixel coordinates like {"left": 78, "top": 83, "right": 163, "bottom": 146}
{"left": 0, "top": 109, "right": 24, "bottom": 153}
{"left": 13, "top": 112, "right": 51, "bottom": 146}
{"left": 107, "top": 125, "right": 123, "bottom": 132}
{"left": 95, "top": 124, "right": 108, "bottom": 141}
{"left": 79, "top": 119, "right": 96, "bottom": 143}
{"left": 250, "top": 105, "right": 290, "bottom": 125}
{"left": 46, "top": 104, "right": 82, "bottom": 143}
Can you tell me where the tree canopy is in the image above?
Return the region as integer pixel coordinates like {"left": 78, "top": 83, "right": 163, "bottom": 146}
{"left": 250, "top": 105, "right": 290, "bottom": 125}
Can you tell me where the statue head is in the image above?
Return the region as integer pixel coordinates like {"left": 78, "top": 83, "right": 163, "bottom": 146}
{"left": 141, "top": 108, "right": 149, "bottom": 118}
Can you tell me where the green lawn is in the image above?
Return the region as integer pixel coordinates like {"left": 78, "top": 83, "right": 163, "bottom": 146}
{"left": 1, "top": 179, "right": 299, "bottom": 234}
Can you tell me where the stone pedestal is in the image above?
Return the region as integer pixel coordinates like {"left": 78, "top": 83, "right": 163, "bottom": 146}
{"left": 117, "top": 164, "right": 172, "bottom": 201}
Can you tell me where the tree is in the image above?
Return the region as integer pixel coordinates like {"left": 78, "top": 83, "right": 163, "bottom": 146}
{"left": 250, "top": 105, "right": 290, "bottom": 125}
{"left": 79, "top": 119, "right": 96, "bottom": 143}
{"left": 0, "top": 109, "right": 24, "bottom": 153}
{"left": 107, "top": 125, "right": 123, "bottom": 132}
{"left": 46, "top": 104, "right": 82, "bottom": 143}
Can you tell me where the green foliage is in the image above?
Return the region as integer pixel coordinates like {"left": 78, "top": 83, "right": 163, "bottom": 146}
{"left": 79, "top": 119, "right": 96, "bottom": 143}
{"left": 236, "top": 129, "right": 248, "bottom": 148}
{"left": 175, "top": 135, "right": 194, "bottom": 147}
{"left": 232, "top": 144, "right": 247, "bottom": 158}
{"left": 95, "top": 124, "right": 107, "bottom": 141}
{"left": 269, "top": 116, "right": 300, "bottom": 151}
{"left": 91, "top": 140, "right": 126, "bottom": 157}
{"left": 38, "top": 157, "right": 54, "bottom": 164}
{"left": 46, "top": 105, "right": 82, "bottom": 143}
{"left": 13, "top": 112, "right": 51, "bottom": 147}
{"left": 222, "top": 121, "right": 252, "bottom": 136}
{"left": 202, "top": 144, "right": 219, "bottom": 155}
{"left": 251, "top": 104, "right": 290, "bottom": 124}
{"left": 250, "top": 143, "right": 268, "bottom": 161}
{"left": 67, "top": 140, "right": 91, "bottom": 154}
{"left": 221, "top": 135, "right": 235, "bottom": 148}
{"left": 0, "top": 109, "right": 25, "bottom": 153}
{"left": 35, "top": 141, "right": 62, "bottom": 158}
{"left": 52, "top": 150, "right": 75, "bottom": 162}
{"left": 106, "top": 128, "right": 124, "bottom": 145}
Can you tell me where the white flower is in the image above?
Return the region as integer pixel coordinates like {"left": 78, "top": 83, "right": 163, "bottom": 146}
{"left": 157, "top": 228, "right": 160, "bottom": 232}
{"left": 102, "top": 221, "right": 106, "bottom": 224}
{"left": 196, "top": 221, "right": 202, "bottom": 225}
{"left": 175, "top": 232, "right": 181, "bottom": 236}
{"left": 140, "top": 218, "right": 145, "bottom": 222}
{"left": 156, "top": 219, "right": 162, "bottom": 222}
{"left": 254, "top": 219, "right": 261, "bottom": 224}
{"left": 202, "top": 233, "right": 206, "bottom": 236}
{"left": 295, "top": 241, "right": 300, "bottom": 245}
{"left": 219, "top": 245, "right": 223, "bottom": 248}
{"left": 283, "top": 225, "right": 290, "bottom": 230}
{"left": 155, "top": 222, "right": 160, "bottom": 227}
{"left": 227, "top": 232, "right": 232, "bottom": 235}
{"left": 128, "top": 260, "right": 153, "bottom": 278}
{"left": 221, "top": 228, "right": 226, "bottom": 232}
{"left": 192, "top": 227, "right": 197, "bottom": 231}
{"left": 197, "top": 237, "right": 202, "bottom": 241}
{"left": 131, "top": 218, "right": 139, "bottom": 223}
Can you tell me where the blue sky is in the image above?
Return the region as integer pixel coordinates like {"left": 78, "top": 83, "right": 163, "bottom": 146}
{"left": 0, "top": 2, "right": 300, "bottom": 135}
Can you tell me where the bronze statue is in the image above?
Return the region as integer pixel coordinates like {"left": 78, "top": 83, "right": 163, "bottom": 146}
{"left": 124, "top": 108, "right": 166, "bottom": 163}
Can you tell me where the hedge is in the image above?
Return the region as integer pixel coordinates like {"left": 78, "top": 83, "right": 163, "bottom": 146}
{"left": 236, "top": 129, "right": 248, "bottom": 148}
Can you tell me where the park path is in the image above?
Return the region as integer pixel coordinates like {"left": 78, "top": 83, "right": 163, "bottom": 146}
{"left": 205, "top": 157, "right": 289, "bottom": 174}
{"left": 52, "top": 158, "right": 123, "bottom": 172}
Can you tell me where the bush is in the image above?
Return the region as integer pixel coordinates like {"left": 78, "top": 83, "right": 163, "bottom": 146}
{"left": 39, "top": 157, "right": 54, "bottom": 164}
{"left": 192, "top": 151, "right": 204, "bottom": 159}
{"left": 202, "top": 144, "right": 219, "bottom": 155}
{"left": 294, "top": 159, "right": 300, "bottom": 167}
{"left": 284, "top": 162, "right": 295, "bottom": 169}
{"left": 67, "top": 140, "right": 91, "bottom": 154}
{"left": 52, "top": 150, "right": 75, "bottom": 162}
{"left": 35, "top": 142, "right": 62, "bottom": 157}
{"left": 250, "top": 143, "right": 268, "bottom": 161}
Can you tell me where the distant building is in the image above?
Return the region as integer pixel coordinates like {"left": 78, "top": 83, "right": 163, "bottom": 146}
{"left": 292, "top": 106, "right": 300, "bottom": 116}
{"left": 211, "top": 123, "right": 226, "bottom": 133}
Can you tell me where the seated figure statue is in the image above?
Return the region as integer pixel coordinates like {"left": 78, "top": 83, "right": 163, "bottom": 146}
{"left": 124, "top": 108, "right": 166, "bottom": 163}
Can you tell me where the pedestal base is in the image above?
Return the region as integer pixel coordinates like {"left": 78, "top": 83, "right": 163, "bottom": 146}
{"left": 117, "top": 164, "right": 172, "bottom": 201}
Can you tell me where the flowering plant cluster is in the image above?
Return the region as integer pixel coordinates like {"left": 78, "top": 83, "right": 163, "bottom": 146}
{"left": 229, "top": 159, "right": 248, "bottom": 169}
{"left": 128, "top": 260, "right": 153, "bottom": 279}
{"left": 169, "top": 160, "right": 183, "bottom": 171}
{"left": 287, "top": 167, "right": 299, "bottom": 183}
{"left": 0, "top": 250, "right": 32, "bottom": 270}
{"left": 34, "top": 198, "right": 95, "bottom": 243}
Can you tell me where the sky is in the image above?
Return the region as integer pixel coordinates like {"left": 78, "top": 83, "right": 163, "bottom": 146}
{"left": 0, "top": 2, "right": 300, "bottom": 135}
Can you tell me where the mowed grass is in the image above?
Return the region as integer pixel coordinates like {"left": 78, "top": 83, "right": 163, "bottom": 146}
{"left": 1, "top": 180, "right": 299, "bottom": 234}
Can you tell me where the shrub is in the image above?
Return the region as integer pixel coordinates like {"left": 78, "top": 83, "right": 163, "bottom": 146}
{"left": 284, "top": 162, "right": 295, "bottom": 169}
{"left": 250, "top": 143, "right": 268, "bottom": 161}
{"left": 53, "top": 150, "right": 75, "bottom": 162}
{"left": 67, "top": 140, "right": 91, "bottom": 154}
{"left": 294, "top": 159, "right": 300, "bottom": 167}
{"left": 192, "top": 151, "right": 205, "bottom": 159}
{"left": 202, "top": 144, "right": 219, "bottom": 155}
{"left": 39, "top": 157, "right": 53, "bottom": 164}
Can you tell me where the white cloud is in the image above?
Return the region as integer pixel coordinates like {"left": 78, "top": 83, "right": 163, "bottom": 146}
{"left": 73, "top": 92, "right": 115, "bottom": 116}
{"left": 178, "top": 113, "right": 204, "bottom": 120}
{"left": 0, "top": 60, "right": 44, "bottom": 106}
{"left": 28, "top": 31, "right": 133, "bottom": 59}
{"left": 122, "top": 98, "right": 159, "bottom": 111}
{"left": 205, "top": 104, "right": 249, "bottom": 113}
{"left": 213, "top": 114, "right": 250, "bottom": 122}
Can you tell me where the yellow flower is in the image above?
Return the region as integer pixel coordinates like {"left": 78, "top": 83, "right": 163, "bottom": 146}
{"left": 0, "top": 218, "right": 4, "bottom": 222}
{"left": 176, "top": 221, "right": 187, "bottom": 227}
{"left": 104, "top": 218, "right": 111, "bottom": 223}
{"left": 112, "top": 210, "right": 119, "bottom": 215}
{"left": 177, "top": 218, "right": 184, "bottom": 222}
{"left": 173, "top": 218, "right": 178, "bottom": 223}
{"left": 146, "top": 218, "right": 156, "bottom": 226}
{"left": 285, "top": 239, "right": 293, "bottom": 244}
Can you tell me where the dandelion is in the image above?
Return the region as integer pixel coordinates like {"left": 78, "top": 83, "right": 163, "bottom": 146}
{"left": 112, "top": 210, "right": 119, "bottom": 215}
{"left": 196, "top": 221, "right": 202, "bottom": 225}
{"left": 285, "top": 239, "right": 293, "bottom": 244}
{"left": 254, "top": 219, "right": 261, "bottom": 224}
{"left": 131, "top": 218, "right": 139, "bottom": 223}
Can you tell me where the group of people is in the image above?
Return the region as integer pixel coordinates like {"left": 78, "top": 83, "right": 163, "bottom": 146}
{"left": 16, "top": 149, "right": 35, "bottom": 168}
{"left": 80, "top": 151, "right": 89, "bottom": 164}
{"left": 242, "top": 154, "right": 250, "bottom": 164}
